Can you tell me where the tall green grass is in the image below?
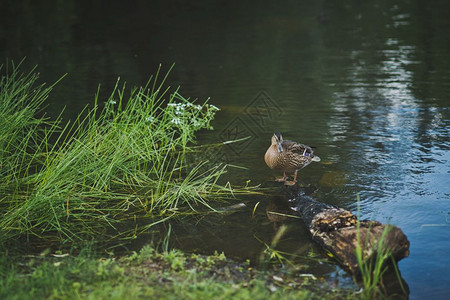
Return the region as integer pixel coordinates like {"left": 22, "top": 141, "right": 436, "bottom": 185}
{"left": 354, "top": 196, "right": 407, "bottom": 299}
{"left": 0, "top": 63, "right": 255, "bottom": 246}
{"left": 0, "top": 62, "right": 60, "bottom": 190}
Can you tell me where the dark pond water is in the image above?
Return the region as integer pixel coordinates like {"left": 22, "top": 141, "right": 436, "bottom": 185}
{"left": 1, "top": 0, "right": 449, "bottom": 298}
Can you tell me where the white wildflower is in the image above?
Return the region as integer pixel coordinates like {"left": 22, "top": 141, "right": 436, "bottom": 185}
{"left": 171, "top": 117, "right": 182, "bottom": 125}
{"left": 192, "top": 120, "right": 202, "bottom": 127}
{"left": 145, "top": 116, "right": 155, "bottom": 122}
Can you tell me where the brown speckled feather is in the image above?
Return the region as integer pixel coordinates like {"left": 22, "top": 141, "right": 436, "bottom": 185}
{"left": 264, "top": 133, "right": 320, "bottom": 175}
{"left": 279, "top": 140, "right": 314, "bottom": 172}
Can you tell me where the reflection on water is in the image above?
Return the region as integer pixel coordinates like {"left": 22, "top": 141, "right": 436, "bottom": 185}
{"left": 1, "top": 0, "right": 449, "bottom": 298}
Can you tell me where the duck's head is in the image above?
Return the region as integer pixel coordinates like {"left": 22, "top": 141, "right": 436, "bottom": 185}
{"left": 271, "top": 132, "right": 284, "bottom": 153}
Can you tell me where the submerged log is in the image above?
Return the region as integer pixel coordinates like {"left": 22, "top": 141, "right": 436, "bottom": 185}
{"left": 284, "top": 188, "right": 410, "bottom": 275}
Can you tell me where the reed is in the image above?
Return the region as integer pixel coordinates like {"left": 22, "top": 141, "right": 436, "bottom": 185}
{"left": 0, "top": 61, "right": 61, "bottom": 191}
{"left": 0, "top": 63, "right": 255, "bottom": 246}
{"left": 354, "top": 195, "right": 406, "bottom": 298}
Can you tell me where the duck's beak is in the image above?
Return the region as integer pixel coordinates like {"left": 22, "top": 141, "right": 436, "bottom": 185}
{"left": 276, "top": 141, "right": 283, "bottom": 153}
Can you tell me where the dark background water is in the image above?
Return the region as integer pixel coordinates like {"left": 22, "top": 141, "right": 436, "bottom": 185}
{"left": 1, "top": 0, "right": 449, "bottom": 298}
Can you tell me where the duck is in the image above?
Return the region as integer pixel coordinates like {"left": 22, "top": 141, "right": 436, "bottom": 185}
{"left": 264, "top": 132, "right": 320, "bottom": 185}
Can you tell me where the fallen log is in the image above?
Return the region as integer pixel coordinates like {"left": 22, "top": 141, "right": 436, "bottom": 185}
{"left": 264, "top": 186, "right": 410, "bottom": 297}
{"left": 282, "top": 187, "right": 410, "bottom": 275}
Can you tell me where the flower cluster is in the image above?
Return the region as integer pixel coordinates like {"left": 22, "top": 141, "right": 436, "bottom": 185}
{"left": 165, "top": 101, "right": 220, "bottom": 132}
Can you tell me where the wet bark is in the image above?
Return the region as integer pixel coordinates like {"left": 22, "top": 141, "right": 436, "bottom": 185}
{"left": 284, "top": 187, "right": 410, "bottom": 275}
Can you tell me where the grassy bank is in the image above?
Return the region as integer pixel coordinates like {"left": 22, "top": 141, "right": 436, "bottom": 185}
{"left": 0, "top": 63, "right": 257, "bottom": 247}
{"left": 0, "top": 245, "right": 354, "bottom": 300}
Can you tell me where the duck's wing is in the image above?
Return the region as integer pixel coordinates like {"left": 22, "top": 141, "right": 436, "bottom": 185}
{"left": 283, "top": 140, "right": 316, "bottom": 158}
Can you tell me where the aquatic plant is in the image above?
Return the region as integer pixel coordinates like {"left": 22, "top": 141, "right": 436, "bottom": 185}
{"left": 0, "top": 62, "right": 61, "bottom": 191}
{"left": 0, "top": 63, "right": 256, "bottom": 246}
{"left": 257, "top": 225, "right": 291, "bottom": 266}
{"left": 354, "top": 196, "right": 407, "bottom": 299}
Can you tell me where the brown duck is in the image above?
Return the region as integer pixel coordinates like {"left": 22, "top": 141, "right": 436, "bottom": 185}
{"left": 264, "top": 132, "right": 320, "bottom": 185}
